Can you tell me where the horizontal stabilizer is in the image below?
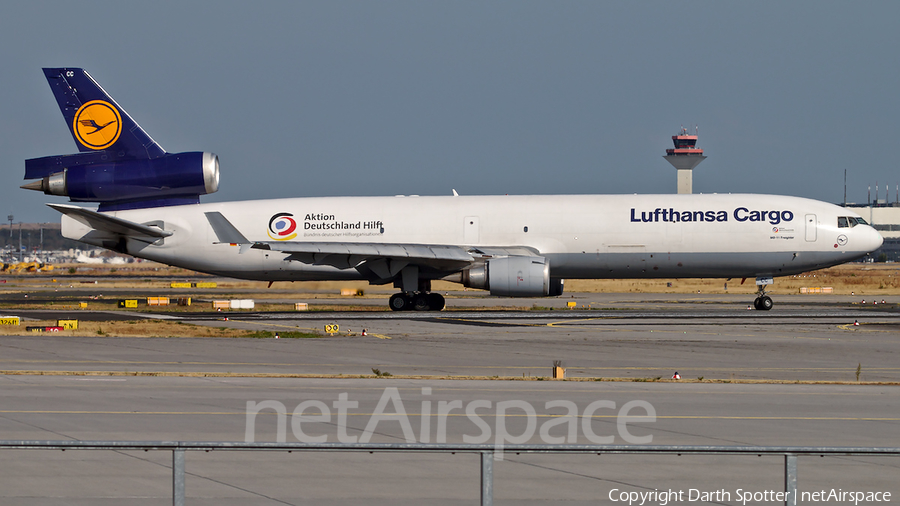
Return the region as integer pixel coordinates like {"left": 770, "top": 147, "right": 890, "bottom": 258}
{"left": 47, "top": 203, "right": 172, "bottom": 239}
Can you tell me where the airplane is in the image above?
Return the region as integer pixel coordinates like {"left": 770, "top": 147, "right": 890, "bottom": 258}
{"left": 23, "top": 68, "right": 884, "bottom": 311}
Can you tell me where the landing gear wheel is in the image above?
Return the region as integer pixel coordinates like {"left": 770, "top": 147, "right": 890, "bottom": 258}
{"left": 389, "top": 292, "right": 446, "bottom": 311}
{"left": 413, "top": 294, "right": 431, "bottom": 311}
{"left": 389, "top": 293, "right": 411, "bottom": 311}
{"left": 426, "top": 293, "right": 445, "bottom": 311}
{"left": 752, "top": 280, "right": 774, "bottom": 311}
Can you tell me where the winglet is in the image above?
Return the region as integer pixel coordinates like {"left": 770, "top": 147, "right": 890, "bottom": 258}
{"left": 205, "top": 212, "right": 254, "bottom": 253}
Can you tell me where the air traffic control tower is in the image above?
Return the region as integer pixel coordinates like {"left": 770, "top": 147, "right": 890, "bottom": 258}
{"left": 664, "top": 127, "right": 707, "bottom": 194}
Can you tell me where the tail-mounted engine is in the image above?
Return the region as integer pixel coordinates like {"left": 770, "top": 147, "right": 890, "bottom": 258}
{"left": 23, "top": 68, "right": 220, "bottom": 211}
{"left": 23, "top": 151, "right": 219, "bottom": 211}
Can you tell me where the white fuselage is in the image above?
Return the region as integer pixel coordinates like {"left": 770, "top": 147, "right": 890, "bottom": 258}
{"left": 60, "top": 193, "right": 883, "bottom": 283}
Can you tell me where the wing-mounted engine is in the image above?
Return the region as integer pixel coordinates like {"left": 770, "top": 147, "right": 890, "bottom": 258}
{"left": 453, "top": 256, "right": 565, "bottom": 297}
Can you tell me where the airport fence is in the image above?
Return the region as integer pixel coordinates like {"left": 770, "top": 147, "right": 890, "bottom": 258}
{"left": 0, "top": 441, "right": 898, "bottom": 506}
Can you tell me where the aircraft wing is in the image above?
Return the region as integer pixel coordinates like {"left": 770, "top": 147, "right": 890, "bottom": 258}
{"left": 257, "top": 242, "right": 544, "bottom": 282}
{"left": 205, "top": 210, "right": 474, "bottom": 280}
{"left": 260, "top": 240, "right": 475, "bottom": 279}
{"left": 205, "top": 211, "right": 537, "bottom": 283}
{"left": 49, "top": 203, "right": 172, "bottom": 239}
{"left": 261, "top": 241, "right": 473, "bottom": 263}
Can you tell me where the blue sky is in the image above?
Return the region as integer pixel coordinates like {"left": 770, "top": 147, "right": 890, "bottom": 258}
{"left": 2, "top": 1, "right": 898, "bottom": 222}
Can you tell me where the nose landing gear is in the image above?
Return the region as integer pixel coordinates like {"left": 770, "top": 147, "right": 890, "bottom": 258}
{"left": 752, "top": 279, "right": 773, "bottom": 310}
{"left": 753, "top": 294, "right": 773, "bottom": 310}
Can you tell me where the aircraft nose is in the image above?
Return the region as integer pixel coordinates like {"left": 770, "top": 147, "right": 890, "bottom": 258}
{"left": 864, "top": 226, "right": 884, "bottom": 253}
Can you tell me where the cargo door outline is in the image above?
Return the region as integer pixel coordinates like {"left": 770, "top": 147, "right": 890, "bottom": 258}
{"left": 464, "top": 216, "right": 480, "bottom": 244}
{"left": 805, "top": 214, "right": 817, "bottom": 242}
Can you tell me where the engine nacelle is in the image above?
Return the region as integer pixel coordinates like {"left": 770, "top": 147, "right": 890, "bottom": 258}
{"left": 23, "top": 152, "right": 219, "bottom": 208}
{"left": 458, "top": 256, "right": 563, "bottom": 297}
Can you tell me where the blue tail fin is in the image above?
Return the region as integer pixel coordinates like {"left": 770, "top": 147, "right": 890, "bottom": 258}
{"left": 25, "top": 68, "right": 219, "bottom": 211}
{"left": 42, "top": 68, "right": 165, "bottom": 159}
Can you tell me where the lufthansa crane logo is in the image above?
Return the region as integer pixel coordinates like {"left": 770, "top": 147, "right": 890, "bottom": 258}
{"left": 268, "top": 213, "right": 298, "bottom": 241}
{"left": 73, "top": 100, "right": 122, "bottom": 150}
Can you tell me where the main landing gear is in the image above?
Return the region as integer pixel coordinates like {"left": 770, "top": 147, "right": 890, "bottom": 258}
{"left": 752, "top": 282, "right": 773, "bottom": 311}
{"left": 389, "top": 292, "right": 445, "bottom": 311}
{"left": 388, "top": 266, "right": 445, "bottom": 311}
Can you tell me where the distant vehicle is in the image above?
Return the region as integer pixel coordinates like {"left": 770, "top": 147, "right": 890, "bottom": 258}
{"left": 1, "top": 262, "right": 53, "bottom": 273}
{"left": 23, "top": 68, "right": 883, "bottom": 310}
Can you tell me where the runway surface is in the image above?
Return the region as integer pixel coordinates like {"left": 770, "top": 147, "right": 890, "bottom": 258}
{"left": 1, "top": 294, "right": 898, "bottom": 504}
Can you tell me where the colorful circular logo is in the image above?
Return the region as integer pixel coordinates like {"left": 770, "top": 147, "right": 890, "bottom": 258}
{"left": 268, "top": 213, "right": 297, "bottom": 241}
{"left": 73, "top": 100, "right": 122, "bottom": 150}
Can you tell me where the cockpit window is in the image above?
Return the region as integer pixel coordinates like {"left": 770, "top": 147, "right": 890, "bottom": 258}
{"left": 839, "top": 216, "right": 869, "bottom": 227}
{"left": 841, "top": 216, "right": 869, "bottom": 227}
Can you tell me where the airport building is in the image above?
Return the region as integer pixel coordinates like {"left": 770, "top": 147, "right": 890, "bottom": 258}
{"left": 842, "top": 202, "right": 900, "bottom": 261}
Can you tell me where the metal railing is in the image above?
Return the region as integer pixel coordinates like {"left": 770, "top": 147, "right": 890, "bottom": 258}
{"left": 1, "top": 441, "right": 898, "bottom": 506}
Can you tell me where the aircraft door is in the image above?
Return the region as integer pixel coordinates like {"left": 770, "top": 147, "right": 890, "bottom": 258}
{"left": 805, "top": 214, "right": 817, "bottom": 242}
{"left": 464, "top": 216, "right": 480, "bottom": 244}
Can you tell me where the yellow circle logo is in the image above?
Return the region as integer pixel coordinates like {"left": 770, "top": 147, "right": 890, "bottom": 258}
{"left": 73, "top": 100, "right": 122, "bottom": 150}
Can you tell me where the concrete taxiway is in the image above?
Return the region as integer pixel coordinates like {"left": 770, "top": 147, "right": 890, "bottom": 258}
{"left": 4, "top": 295, "right": 899, "bottom": 382}
{"left": 0, "top": 295, "right": 898, "bottom": 504}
